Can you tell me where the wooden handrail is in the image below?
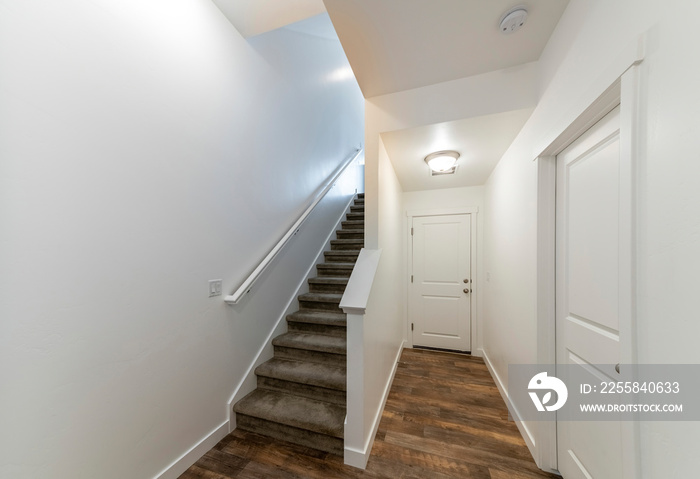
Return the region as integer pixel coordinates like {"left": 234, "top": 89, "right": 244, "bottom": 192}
{"left": 225, "top": 148, "right": 363, "bottom": 305}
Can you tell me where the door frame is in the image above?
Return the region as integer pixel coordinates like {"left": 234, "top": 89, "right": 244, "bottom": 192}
{"left": 534, "top": 46, "right": 644, "bottom": 474}
{"left": 406, "top": 206, "right": 478, "bottom": 353}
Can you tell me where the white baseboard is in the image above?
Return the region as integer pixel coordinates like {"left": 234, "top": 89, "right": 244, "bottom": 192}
{"left": 344, "top": 339, "right": 405, "bottom": 469}
{"left": 481, "top": 349, "right": 537, "bottom": 460}
{"left": 226, "top": 194, "right": 357, "bottom": 430}
{"left": 154, "top": 421, "right": 228, "bottom": 479}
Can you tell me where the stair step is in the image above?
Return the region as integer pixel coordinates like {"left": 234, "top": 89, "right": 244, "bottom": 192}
{"left": 316, "top": 262, "right": 355, "bottom": 277}
{"left": 288, "top": 319, "right": 346, "bottom": 337}
{"left": 274, "top": 345, "right": 345, "bottom": 367}
{"left": 323, "top": 250, "right": 359, "bottom": 263}
{"left": 330, "top": 239, "right": 363, "bottom": 251}
{"left": 273, "top": 331, "right": 346, "bottom": 355}
{"left": 257, "top": 376, "right": 346, "bottom": 406}
{"left": 341, "top": 220, "right": 364, "bottom": 230}
{"left": 234, "top": 389, "right": 345, "bottom": 455}
{"left": 287, "top": 310, "right": 347, "bottom": 327}
{"left": 350, "top": 205, "right": 364, "bottom": 213}
{"left": 256, "top": 358, "right": 346, "bottom": 392}
{"left": 307, "top": 277, "right": 349, "bottom": 293}
{"left": 336, "top": 229, "right": 364, "bottom": 240}
{"left": 357, "top": 193, "right": 364, "bottom": 199}
{"left": 346, "top": 212, "right": 365, "bottom": 221}
{"left": 272, "top": 332, "right": 346, "bottom": 367}
{"left": 298, "top": 292, "right": 343, "bottom": 313}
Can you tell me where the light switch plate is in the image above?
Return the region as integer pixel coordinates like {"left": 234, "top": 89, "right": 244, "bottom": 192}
{"left": 209, "top": 279, "right": 222, "bottom": 297}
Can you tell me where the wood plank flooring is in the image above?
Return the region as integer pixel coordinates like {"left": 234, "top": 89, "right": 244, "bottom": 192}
{"left": 179, "top": 348, "right": 560, "bottom": 478}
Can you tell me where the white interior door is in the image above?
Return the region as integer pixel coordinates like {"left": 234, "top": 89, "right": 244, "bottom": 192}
{"left": 556, "top": 105, "right": 627, "bottom": 478}
{"left": 410, "top": 214, "right": 471, "bottom": 352}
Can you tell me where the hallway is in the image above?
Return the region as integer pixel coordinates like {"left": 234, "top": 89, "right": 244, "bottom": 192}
{"left": 179, "top": 348, "right": 559, "bottom": 478}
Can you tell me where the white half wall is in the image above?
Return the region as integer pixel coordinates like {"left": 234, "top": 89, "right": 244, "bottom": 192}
{"left": 0, "top": 3, "right": 363, "bottom": 478}
{"left": 482, "top": 0, "right": 700, "bottom": 475}
{"left": 348, "top": 137, "right": 405, "bottom": 463}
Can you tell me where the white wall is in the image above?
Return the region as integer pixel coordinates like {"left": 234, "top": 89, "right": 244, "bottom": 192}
{"left": 403, "top": 186, "right": 485, "bottom": 352}
{"left": 0, "top": 2, "right": 363, "bottom": 478}
{"left": 482, "top": 0, "right": 700, "bottom": 475}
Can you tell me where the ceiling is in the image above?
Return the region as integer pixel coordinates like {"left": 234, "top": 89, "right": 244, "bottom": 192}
{"left": 211, "top": 0, "right": 571, "bottom": 191}
{"left": 324, "top": 0, "right": 570, "bottom": 98}
{"left": 212, "top": 0, "right": 326, "bottom": 38}
{"left": 322, "top": 0, "right": 569, "bottom": 190}
{"left": 381, "top": 108, "right": 534, "bottom": 191}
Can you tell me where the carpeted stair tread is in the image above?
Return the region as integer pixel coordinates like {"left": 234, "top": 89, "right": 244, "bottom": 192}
{"left": 335, "top": 230, "right": 364, "bottom": 239}
{"left": 330, "top": 239, "right": 364, "bottom": 249}
{"left": 341, "top": 220, "right": 364, "bottom": 229}
{"left": 316, "top": 263, "right": 356, "bottom": 277}
{"left": 272, "top": 331, "right": 346, "bottom": 355}
{"left": 307, "top": 277, "right": 349, "bottom": 286}
{"left": 287, "top": 310, "right": 347, "bottom": 327}
{"left": 324, "top": 250, "right": 360, "bottom": 256}
{"left": 234, "top": 389, "right": 345, "bottom": 438}
{"left": 317, "top": 262, "right": 355, "bottom": 270}
{"left": 307, "top": 277, "right": 349, "bottom": 293}
{"left": 298, "top": 292, "right": 342, "bottom": 304}
{"left": 255, "top": 358, "right": 346, "bottom": 391}
{"left": 324, "top": 251, "right": 359, "bottom": 263}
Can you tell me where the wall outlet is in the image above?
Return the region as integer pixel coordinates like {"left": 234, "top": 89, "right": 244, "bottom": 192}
{"left": 209, "top": 279, "right": 222, "bottom": 297}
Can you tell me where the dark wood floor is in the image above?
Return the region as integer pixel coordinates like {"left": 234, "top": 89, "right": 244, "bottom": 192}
{"left": 179, "top": 348, "right": 560, "bottom": 478}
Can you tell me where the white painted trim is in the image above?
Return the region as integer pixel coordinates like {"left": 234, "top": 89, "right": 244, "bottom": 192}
{"left": 481, "top": 349, "right": 538, "bottom": 462}
{"left": 405, "top": 206, "right": 478, "bottom": 352}
{"left": 154, "top": 421, "right": 228, "bottom": 479}
{"left": 226, "top": 194, "right": 357, "bottom": 430}
{"left": 406, "top": 205, "right": 479, "bottom": 218}
{"left": 537, "top": 81, "right": 622, "bottom": 159}
{"left": 344, "top": 339, "right": 405, "bottom": 469}
{"left": 340, "top": 248, "right": 382, "bottom": 315}
{"left": 226, "top": 148, "right": 362, "bottom": 304}
{"left": 534, "top": 154, "right": 558, "bottom": 471}
{"left": 533, "top": 33, "right": 646, "bottom": 159}
{"left": 619, "top": 62, "right": 642, "bottom": 479}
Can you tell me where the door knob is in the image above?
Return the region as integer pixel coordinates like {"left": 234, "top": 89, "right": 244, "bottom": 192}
{"left": 463, "top": 288, "right": 470, "bottom": 294}
{"left": 463, "top": 279, "right": 470, "bottom": 283}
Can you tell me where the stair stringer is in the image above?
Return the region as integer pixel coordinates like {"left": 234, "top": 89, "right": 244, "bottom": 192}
{"left": 226, "top": 193, "right": 357, "bottom": 431}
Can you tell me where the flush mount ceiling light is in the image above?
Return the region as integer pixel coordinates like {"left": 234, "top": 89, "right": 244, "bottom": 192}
{"left": 499, "top": 6, "right": 528, "bottom": 35}
{"left": 424, "top": 150, "right": 460, "bottom": 175}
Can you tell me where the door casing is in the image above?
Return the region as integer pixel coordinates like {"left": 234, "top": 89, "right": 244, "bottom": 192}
{"left": 534, "top": 60, "right": 643, "bottom": 475}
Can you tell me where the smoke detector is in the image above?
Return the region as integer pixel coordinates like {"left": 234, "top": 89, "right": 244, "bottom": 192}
{"left": 499, "top": 7, "right": 528, "bottom": 35}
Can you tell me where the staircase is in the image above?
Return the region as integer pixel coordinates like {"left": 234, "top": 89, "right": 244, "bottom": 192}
{"left": 233, "top": 193, "right": 364, "bottom": 455}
